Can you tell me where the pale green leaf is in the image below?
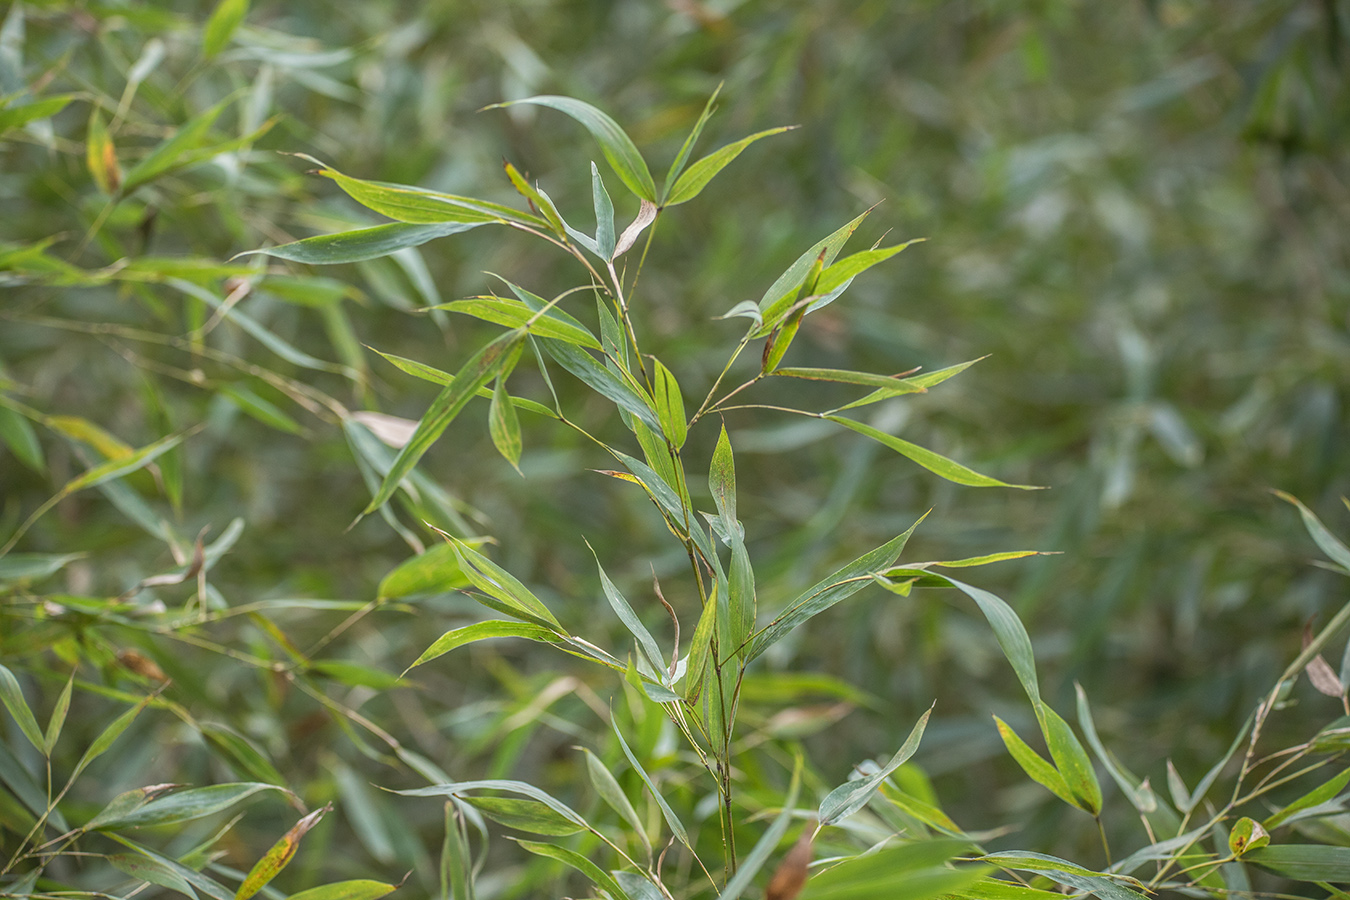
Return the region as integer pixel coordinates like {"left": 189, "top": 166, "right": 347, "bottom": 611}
{"left": 828, "top": 416, "right": 1041, "bottom": 490}
{"left": 665, "top": 126, "right": 796, "bottom": 206}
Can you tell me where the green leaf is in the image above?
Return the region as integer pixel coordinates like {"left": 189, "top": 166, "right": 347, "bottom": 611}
{"left": 709, "top": 425, "right": 737, "bottom": 539}
{"left": 651, "top": 359, "right": 687, "bottom": 449}
{"left": 755, "top": 209, "right": 872, "bottom": 337}
{"left": 493, "top": 96, "right": 656, "bottom": 201}
{"left": 582, "top": 749, "right": 649, "bottom": 853}
{"left": 199, "top": 723, "right": 285, "bottom": 786}
{"left": 377, "top": 541, "right": 474, "bottom": 600}
{"left": 834, "top": 359, "right": 984, "bottom": 412}
{"left": 811, "top": 241, "right": 923, "bottom": 306}
{"left": 715, "top": 755, "right": 801, "bottom": 900}
{"left": 88, "top": 783, "right": 286, "bottom": 830}
{"left": 405, "top": 621, "right": 564, "bottom": 671}
{"left": 0, "top": 94, "right": 75, "bottom": 136}
{"left": 64, "top": 430, "right": 187, "bottom": 495}
{"left": 1227, "top": 817, "right": 1270, "bottom": 857}
{"left": 591, "top": 162, "right": 617, "bottom": 259}
{"left": 612, "top": 720, "right": 689, "bottom": 847}
{"left": 748, "top": 515, "right": 926, "bottom": 662}
{"left": 396, "top": 779, "right": 589, "bottom": 831}
{"left": 536, "top": 337, "right": 662, "bottom": 434}
{"left": 121, "top": 97, "right": 229, "bottom": 194}
{"left": 665, "top": 126, "right": 796, "bottom": 206}
{"left": 0, "top": 403, "right": 43, "bottom": 472}
{"left": 662, "top": 83, "right": 721, "bottom": 198}
{"left": 993, "top": 718, "right": 1077, "bottom": 809}
{"left": 287, "top": 881, "right": 399, "bottom": 900}
{"left": 370, "top": 349, "right": 555, "bottom": 417}
{"left": 981, "top": 852, "right": 1147, "bottom": 900}
{"left": 489, "top": 375, "right": 522, "bottom": 472}
{"left": 202, "top": 0, "right": 248, "bottom": 58}
{"left": 819, "top": 706, "right": 933, "bottom": 825}
{"left": 799, "top": 840, "right": 988, "bottom": 900}
{"left": 462, "top": 796, "right": 584, "bottom": 836}
{"left": 450, "top": 539, "right": 561, "bottom": 629}
{"left": 440, "top": 803, "right": 474, "bottom": 900}
{"left": 109, "top": 853, "right": 199, "bottom": 898}
{"left": 0, "top": 664, "right": 44, "bottom": 753}
{"left": 236, "top": 805, "right": 329, "bottom": 900}
{"left": 1037, "top": 704, "right": 1101, "bottom": 815}
{"left": 363, "top": 331, "right": 522, "bottom": 515}
{"left": 591, "top": 548, "right": 665, "bottom": 680}
{"left": 773, "top": 367, "right": 931, "bottom": 393}
{"left": 1266, "top": 766, "right": 1350, "bottom": 829}
{"left": 42, "top": 670, "right": 74, "bottom": 755}
{"left": 241, "top": 222, "right": 484, "bottom": 265}
{"left": 310, "top": 157, "right": 545, "bottom": 226}
{"left": 218, "top": 383, "right": 302, "bottom": 435}
{"left": 106, "top": 837, "right": 235, "bottom": 900}
{"left": 310, "top": 661, "right": 401, "bottom": 691}
{"left": 940, "top": 575, "right": 1041, "bottom": 708}
{"left": 434, "top": 295, "right": 600, "bottom": 348}
{"left": 828, "top": 416, "right": 1041, "bottom": 490}
{"left": 0, "top": 552, "right": 81, "bottom": 583}
{"left": 502, "top": 160, "right": 567, "bottom": 236}
{"left": 1247, "top": 844, "right": 1350, "bottom": 883}
{"left": 1275, "top": 490, "right": 1350, "bottom": 573}
{"left": 1073, "top": 684, "right": 1155, "bottom": 815}
{"left": 514, "top": 839, "right": 631, "bottom": 900}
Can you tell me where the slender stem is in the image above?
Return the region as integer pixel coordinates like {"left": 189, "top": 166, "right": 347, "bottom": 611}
{"left": 690, "top": 335, "right": 752, "bottom": 426}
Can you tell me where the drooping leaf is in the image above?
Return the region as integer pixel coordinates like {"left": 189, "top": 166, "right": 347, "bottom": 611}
{"left": 614, "top": 199, "right": 658, "bottom": 258}
{"left": 462, "top": 796, "right": 584, "bottom": 836}
{"left": 1247, "top": 844, "right": 1350, "bottom": 883}
{"left": 0, "top": 663, "right": 44, "bottom": 753}
{"left": 488, "top": 375, "right": 522, "bottom": 472}
{"left": 819, "top": 706, "right": 932, "bottom": 825}
{"left": 1275, "top": 490, "right": 1350, "bottom": 574}
{"left": 88, "top": 782, "right": 287, "bottom": 830}
{"left": 405, "top": 621, "right": 564, "bottom": 672}
{"left": 369, "top": 349, "right": 555, "bottom": 417}
{"left": 492, "top": 96, "right": 656, "bottom": 201}
{"left": 535, "top": 337, "right": 661, "bottom": 433}
{"left": 799, "top": 840, "right": 987, "bottom": 900}
{"left": 582, "top": 748, "right": 649, "bottom": 854}
{"left": 612, "top": 720, "right": 689, "bottom": 846}
{"left": 748, "top": 516, "right": 926, "bottom": 662}
{"left": 981, "top": 852, "right": 1147, "bottom": 900}
{"left": 514, "top": 839, "right": 631, "bottom": 900}
{"left": 363, "top": 331, "right": 522, "bottom": 515}
{"left": 109, "top": 852, "right": 200, "bottom": 898}
{"left": 827, "top": 416, "right": 1040, "bottom": 490}
{"left": 240, "top": 222, "right": 484, "bottom": 265}
{"left": 432, "top": 295, "right": 600, "bottom": 348}
{"left": 105, "top": 837, "right": 234, "bottom": 900}
{"left": 1037, "top": 704, "right": 1101, "bottom": 815}
{"left": 450, "top": 539, "right": 561, "bottom": 629}
{"left": 396, "top": 780, "right": 590, "bottom": 831}
{"left": 666, "top": 126, "right": 796, "bottom": 206}
{"left": 199, "top": 723, "right": 285, "bottom": 786}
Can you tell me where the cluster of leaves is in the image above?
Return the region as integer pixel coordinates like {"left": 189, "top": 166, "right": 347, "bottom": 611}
{"left": 3, "top": 2, "right": 1350, "bottom": 900}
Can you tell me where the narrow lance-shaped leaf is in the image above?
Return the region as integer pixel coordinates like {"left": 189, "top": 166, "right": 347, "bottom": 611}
{"left": 502, "top": 160, "right": 567, "bottom": 236}
{"left": 652, "top": 358, "right": 687, "bottom": 449}
{"left": 663, "top": 83, "right": 721, "bottom": 197}
{"left": 834, "top": 358, "right": 985, "bottom": 413}
{"left": 819, "top": 706, "right": 933, "bottom": 825}
{"left": 86, "top": 107, "right": 121, "bottom": 194}
{"left": 591, "top": 548, "right": 665, "bottom": 680}
{"left": 462, "top": 796, "right": 584, "bottom": 835}
{"left": 994, "top": 717, "right": 1079, "bottom": 810}
{"left": 755, "top": 209, "right": 873, "bottom": 337}
{"left": 491, "top": 96, "right": 657, "bottom": 201}
{"left": 536, "top": 336, "right": 662, "bottom": 433}
{"left": 582, "top": 749, "right": 650, "bottom": 855}
{"left": 235, "top": 804, "right": 330, "bottom": 900}
{"left": 514, "top": 839, "right": 631, "bottom": 900}
{"left": 612, "top": 719, "right": 689, "bottom": 846}
{"left": 1246, "top": 845, "right": 1350, "bottom": 883}
{"left": 286, "top": 882, "right": 399, "bottom": 900}
{"left": 0, "top": 402, "right": 44, "bottom": 473}
{"left": 405, "top": 621, "right": 564, "bottom": 673}
{"left": 109, "top": 853, "right": 200, "bottom": 898}
{"left": 88, "top": 783, "right": 288, "bottom": 831}
{"left": 449, "top": 538, "right": 561, "bottom": 629}
{"left": 364, "top": 331, "right": 522, "bottom": 515}
{"left": 395, "top": 779, "right": 590, "bottom": 830}
{"left": 432, "top": 295, "right": 600, "bottom": 348}
{"left": 709, "top": 425, "right": 737, "bottom": 537}
{"left": 43, "top": 670, "right": 74, "bottom": 755}
{"left": 1274, "top": 490, "right": 1350, "bottom": 573}
{"left": 591, "top": 162, "right": 616, "bottom": 259}
{"left": 121, "top": 97, "right": 229, "bottom": 194}
{"left": 1037, "top": 704, "right": 1102, "bottom": 816}
{"left": 441, "top": 803, "right": 474, "bottom": 900}
{"left": 828, "top": 416, "right": 1042, "bottom": 490}
{"left": 665, "top": 126, "right": 797, "bottom": 207}
{"left": 0, "top": 664, "right": 43, "bottom": 752}
{"left": 747, "top": 514, "right": 927, "bottom": 662}
{"left": 238, "top": 222, "right": 484, "bottom": 265}
{"left": 489, "top": 374, "right": 522, "bottom": 473}
{"left": 202, "top": 0, "right": 248, "bottom": 58}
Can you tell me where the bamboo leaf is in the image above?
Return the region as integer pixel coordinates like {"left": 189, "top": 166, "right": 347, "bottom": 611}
{"left": 748, "top": 515, "right": 926, "bottom": 662}
{"left": 666, "top": 126, "right": 797, "bottom": 206}
{"left": 0, "top": 403, "right": 44, "bottom": 473}
{"left": 396, "top": 779, "right": 589, "bottom": 831}
{"left": 663, "top": 83, "right": 721, "bottom": 197}
{"left": 89, "top": 783, "right": 287, "bottom": 830}
{"left": 287, "top": 881, "right": 399, "bottom": 900}
{"left": 834, "top": 359, "right": 985, "bottom": 412}
{"left": 240, "top": 222, "right": 484, "bottom": 265}
{"left": 819, "top": 706, "right": 932, "bottom": 825}
{"left": 377, "top": 541, "right": 475, "bottom": 600}
{"left": 993, "top": 718, "right": 1078, "bottom": 809}
{"left": 0, "top": 94, "right": 75, "bottom": 135}
{"left": 42, "top": 670, "right": 74, "bottom": 755}
{"left": 405, "top": 621, "right": 563, "bottom": 671}
{"left": 827, "top": 416, "right": 1041, "bottom": 490}
{"left": 462, "top": 796, "right": 584, "bottom": 835}
{"left": 582, "top": 748, "right": 649, "bottom": 854}
{"left": 799, "top": 840, "right": 987, "bottom": 900}
{"left": 982, "top": 852, "right": 1147, "bottom": 900}
{"left": 0, "top": 664, "right": 44, "bottom": 753}
{"left": 1247, "top": 844, "right": 1350, "bottom": 883}
{"left": 1274, "top": 490, "right": 1350, "bottom": 574}
{"left": 202, "top": 0, "right": 248, "bottom": 58}
{"left": 773, "top": 367, "right": 929, "bottom": 393}
{"left": 432, "top": 295, "right": 600, "bottom": 348}
{"left": 1266, "top": 767, "right": 1350, "bottom": 829}
{"left": 235, "top": 805, "right": 330, "bottom": 900}
{"left": 449, "top": 538, "right": 561, "bottom": 629}
{"left": 612, "top": 720, "right": 689, "bottom": 846}
{"left": 514, "top": 839, "right": 631, "bottom": 900}
{"left": 86, "top": 107, "right": 121, "bottom": 194}
{"left": 1037, "top": 704, "right": 1101, "bottom": 815}
{"left": 755, "top": 210, "right": 872, "bottom": 337}
{"left": 109, "top": 853, "right": 199, "bottom": 898}
{"left": 591, "top": 162, "right": 617, "bottom": 259}
{"left": 652, "top": 359, "right": 687, "bottom": 449}
{"left": 492, "top": 96, "right": 656, "bottom": 201}
{"left": 709, "top": 425, "right": 737, "bottom": 538}
{"left": 121, "top": 97, "right": 229, "bottom": 194}
{"left": 488, "top": 375, "right": 522, "bottom": 472}
{"left": 308, "top": 156, "right": 544, "bottom": 226}
{"left": 536, "top": 337, "right": 661, "bottom": 433}
{"left": 591, "top": 548, "right": 665, "bottom": 680}
{"left": 363, "top": 331, "right": 522, "bottom": 515}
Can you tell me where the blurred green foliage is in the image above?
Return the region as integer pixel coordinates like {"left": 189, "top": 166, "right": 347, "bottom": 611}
{"left": 2, "top": 0, "right": 1349, "bottom": 897}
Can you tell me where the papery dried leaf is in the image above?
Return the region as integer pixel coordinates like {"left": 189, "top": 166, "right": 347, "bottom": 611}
{"left": 764, "top": 828, "right": 814, "bottom": 900}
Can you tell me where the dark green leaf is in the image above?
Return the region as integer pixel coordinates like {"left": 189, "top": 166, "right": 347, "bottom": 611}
{"left": 109, "top": 853, "right": 199, "bottom": 898}
{"left": 819, "top": 706, "right": 932, "bottom": 825}
{"left": 1247, "top": 844, "right": 1350, "bottom": 883}
{"left": 514, "top": 839, "right": 631, "bottom": 900}
{"left": 463, "top": 796, "right": 584, "bottom": 835}
{"left": 241, "top": 222, "right": 484, "bottom": 265}
{"left": 993, "top": 717, "right": 1077, "bottom": 808}
{"left": 613, "top": 721, "right": 688, "bottom": 847}
{"left": 828, "top": 416, "right": 1041, "bottom": 490}
{"left": 0, "top": 664, "right": 43, "bottom": 753}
